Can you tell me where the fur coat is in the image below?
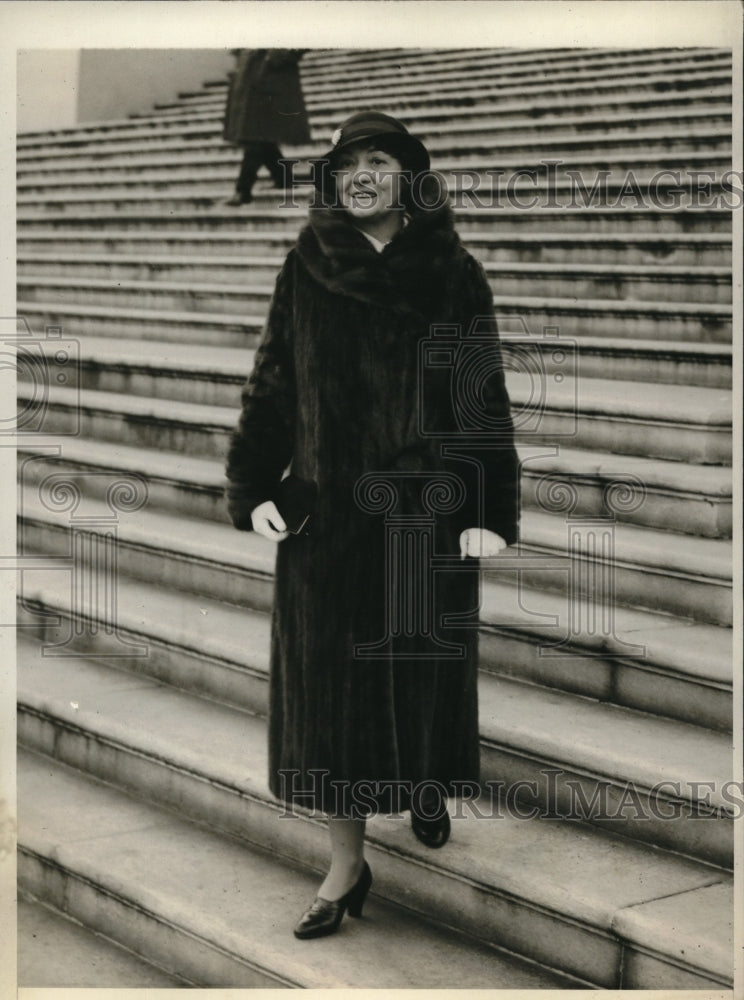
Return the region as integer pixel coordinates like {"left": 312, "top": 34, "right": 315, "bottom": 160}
{"left": 225, "top": 199, "right": 519, "bottom": 816}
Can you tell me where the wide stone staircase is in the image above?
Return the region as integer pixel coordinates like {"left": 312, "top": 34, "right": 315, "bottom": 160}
{"left": 15, "top": 47, "right": 735, "bottom": 988}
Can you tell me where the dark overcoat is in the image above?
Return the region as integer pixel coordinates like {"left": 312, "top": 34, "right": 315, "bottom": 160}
{"left": 222, "top": 49, "right": 311, "bottom": 146}
{"left": 225, "top": 200, "right": 519, "bottom": 816}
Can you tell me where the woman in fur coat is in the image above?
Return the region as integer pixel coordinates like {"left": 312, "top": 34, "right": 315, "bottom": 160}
{"left": 225, "top": 110, "right": 519, "bottom": 939}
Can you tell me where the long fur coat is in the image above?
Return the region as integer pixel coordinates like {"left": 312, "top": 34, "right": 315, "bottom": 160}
{"left": 225, "top": 199, "right": 519, "bottom": 816}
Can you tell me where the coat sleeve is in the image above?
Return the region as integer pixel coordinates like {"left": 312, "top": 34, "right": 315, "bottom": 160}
{"left": 449, "top": 253, "right": 521, "bottom": 545}
{"left": 224, "top": 256, "right": 296, "bottom": 531}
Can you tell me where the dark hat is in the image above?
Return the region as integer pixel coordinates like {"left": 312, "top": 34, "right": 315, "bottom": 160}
{"left": 312, "top": 111, "right": 431, "bottom": 200}
{"left": 324, "top": 110, "right": 430, "bottom": 173}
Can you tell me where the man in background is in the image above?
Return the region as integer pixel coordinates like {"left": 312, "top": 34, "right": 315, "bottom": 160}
{"left": 223, "top": 48, "right": 310, "bottom": 205}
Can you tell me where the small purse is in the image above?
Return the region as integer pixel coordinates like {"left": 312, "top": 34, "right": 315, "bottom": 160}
{"left": 273, "top": 474, "right": 317, "bottom": 535}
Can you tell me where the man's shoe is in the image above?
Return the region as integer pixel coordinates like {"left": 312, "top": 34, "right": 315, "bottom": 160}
{"left": 223, "top": 191, "right": 252, "bottom": 206}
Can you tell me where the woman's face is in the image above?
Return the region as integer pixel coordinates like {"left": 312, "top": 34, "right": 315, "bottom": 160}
{"left": 334, "top": 142, "right": 407, "bottom": 221}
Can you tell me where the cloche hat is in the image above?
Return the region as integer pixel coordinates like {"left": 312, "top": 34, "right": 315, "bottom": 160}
{"left": 312, "top": 110, "right": 431, "bottom": 199}
{"left": 324, "top": 110, "right": 430, "bottom": 173}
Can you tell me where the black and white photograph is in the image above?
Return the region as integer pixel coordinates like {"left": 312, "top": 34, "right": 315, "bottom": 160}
{"left": 2, "top": 1, "right": 742, "bottom": 996}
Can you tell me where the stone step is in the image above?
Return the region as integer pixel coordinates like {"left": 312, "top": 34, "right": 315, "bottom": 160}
{"left": 42, "top": 335, "right": 732, "bottom": 418}
{"left": 16, "top": 280, "right": 733, "bottom": 343}
{"left": 17, "top": 102, "right": 733, "bottom": 163}
{"left": 17, "top": 404, "right": 733, "bottom": 538}
{"left": 17, "top": 643, "right": 736, "bottom": 896}
{"left": 15, "top": 229, "right": 734, "bottom": 267}
{"left": 17, "top": 253, "right": 732, "bottom": 306}
{"left": 18, "top": 437, "right": 230, "bottom": 525}
{"left": 168, "top": 55, "right": 735, "bottom": 113}
{"left": 295, "top": 49, "right": 734, "bottom": 95}
{"left": 19, "top": 48, "right": 729, "bottom": 144}
{"left": 17, "top": 895, "right": 188, "bottom": 988}
{"left": 18, "top": 52, "right": 732, "bottom": 147}
{"left": 17, "top": 497, "right": 734, "bottom": 731}
{"left": 512, "top": 510, "right": 731, "bottom": 626}
{"left": 17, "top": 748, "right": 574, "bottom": 989}
{"left": 15, "top": 119, "right": 733, "bottom": 175}
{"left": 522, "top": 446, "right": 732, "bottom": 536}
{"left": 17, "top": 450, "right": 733, "bottom": 624}
{"left": 17, "top": 203, "right": 733, "bottom": 235}
{"left": 18, "top": 750, "right": 730, "bottom": 993}
{"left": 16, "top": 374, "right": 733, "bottom": 467}
{"left": 14, "top": 150, "right": 734, "bottom": 206}
{"left": 146, "top": 78, "right": 732, "bottom": 128}
{"left": 16, "top": 300, "right": 262, "bottom": 346}
{"left": 122, "top": 79, "right": 731, "bottom": 137}
{"left": 293, "top": 45, "right": 728, "bottom": 76}
{"left": 178, "top": 68, "right": 735, "bottom": 127}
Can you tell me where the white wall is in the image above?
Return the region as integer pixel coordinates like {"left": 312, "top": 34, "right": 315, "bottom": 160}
{"left": 77, "top": 49, "right": 233, "bottom": 124}
{"left": 16, "top": 48, "right": 234, "bottom": 134}
{"left": 17, "top": 50, "right": 80, "bottom": 134}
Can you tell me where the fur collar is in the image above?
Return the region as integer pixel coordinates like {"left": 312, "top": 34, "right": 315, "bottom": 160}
{"left": 294, "top": 201, "right": 465, "bottom": 319}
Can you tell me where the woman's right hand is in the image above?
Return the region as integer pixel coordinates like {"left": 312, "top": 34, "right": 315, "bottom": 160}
{"left": 251, "top": 500, "right": 290, "bottom": 542}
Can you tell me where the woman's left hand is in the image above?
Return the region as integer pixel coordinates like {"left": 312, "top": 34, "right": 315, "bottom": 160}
{"left": 459, "top": 528, "right": 508, "bottom": 559}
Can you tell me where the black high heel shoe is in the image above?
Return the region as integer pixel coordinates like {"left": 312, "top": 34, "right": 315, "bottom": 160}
{"left": 293, "top": 862, "right": 372, "bottom": 940}
{"left": 411, "top": 787, "right": 451, "bottom": 849}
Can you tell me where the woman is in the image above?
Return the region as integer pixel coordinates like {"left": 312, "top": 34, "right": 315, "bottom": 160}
{"left": 224, "top": 111, "right": 519, "bottom": 939}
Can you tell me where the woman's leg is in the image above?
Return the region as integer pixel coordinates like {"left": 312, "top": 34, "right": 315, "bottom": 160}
{"left": 317, "top": 816, "right": 366, "bottom": 900}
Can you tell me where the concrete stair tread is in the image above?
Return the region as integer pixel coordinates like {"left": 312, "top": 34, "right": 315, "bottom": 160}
{"left": 21, "top": 72, "right": 735, "bottom": 148}
{"left": 17, "top": 524, "right": 732, "bottom": 691}
{"left": 17, "top": 750, "right": 569, "bottom": 989}
{"left": 19, "top": 277, "right": 735, "bottom": 320}
{"left": 17, "top": 102, "right": 734, "bottom": 153}
{"left": 17, "top": 230, "right": 734, "bottom": 273}
{"left": 15, "top": 149, "right": 734, "bottom": 195}
{"left": 18, "top": 652, "right": 736, "bottom": 984}
{"left": 17, "top": 204, "right": 732, "bottom": 229}
{"left": 520, "top": 509, "right": 731, "bottom": 581}
{"left": 479, "top": 580, "right": 731, "bottom": 685}
{"left": 525, "top": 445, "right": 732, "bottom": 497}
{"left": 50, "top": 333, "right": 735, "bottom": 378}
{"left": 20, "top": 373, "right": 733, "bottom": 429}
{"left": 17, "top": 896, "right": 188, "bottom": 988}
{"left": 478, "top": 672, "right": 732, "bottom": 804}
{"left": 16, "top": 427, "right": 732, "bottom": 581}
{"left": 14, "top": 122, "right": 734, "bottom": 170}
{"left": 50, "top": 334, "right": 254, "bottom": 375}
{"left": 17, "top": 50, "right": 732, "bottom": 140}
{"left": 305, "top": 67, "right": 735, "bottom": 111}
{"left": 18, "top": 649, "right": 735, "bottom": 888}
{"left": 17, "top": 251, "right": 733, "bottom": 281}
{"left": 491, "top": 294, "right": 732, "bottom": 319}
{"left": 611, "top": 881, "right": 733, "bottom": 975}
{"left": 17, "top": 299, "right": 264, "bottom": 329}
{"left": 18, "top": 227, "right": 294, "bottom": 244}
{"left": 23, "top": 93, "right": 734, "bottom": 158}
{"left": 19, "top": 480, "right": 276, "bottom": 578}
{"left": 19, "top": 433, "right": 222, "bottom": 486}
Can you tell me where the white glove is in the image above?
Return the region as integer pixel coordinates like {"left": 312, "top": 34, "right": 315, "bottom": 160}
{"left": 459, "top": 527, "right": 508, "bottom": 559}
{"left": 251, "top": 500, "right": 289, "bottom": 542}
